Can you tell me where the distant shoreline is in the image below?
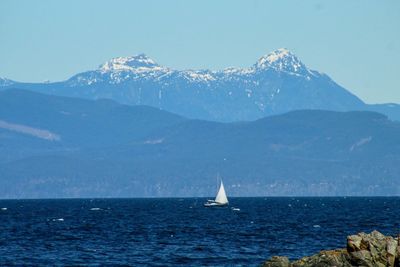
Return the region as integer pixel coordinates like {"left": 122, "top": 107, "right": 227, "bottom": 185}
{"left": 0, "top": 196, "right": 400, "bottom": 201}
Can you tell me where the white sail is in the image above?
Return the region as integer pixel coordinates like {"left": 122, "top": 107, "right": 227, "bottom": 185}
{"left": 215, "top": 181, "right": 228, "bottom": 204}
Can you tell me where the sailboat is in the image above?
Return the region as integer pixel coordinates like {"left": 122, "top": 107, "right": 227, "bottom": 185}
{"left": 204, "top": 179, "right": 229, "bottom": 207}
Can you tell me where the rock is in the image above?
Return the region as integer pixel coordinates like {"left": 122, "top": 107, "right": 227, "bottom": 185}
{"left": 261, "top": 256, "right": 290, "bottom": 267}
{"left": 348, "top": 230, "right": 399, "bottom": 267}
{"left": 261, "top": 231, "right": 400, "bottom": 267}
{"left": 291, "top": 249, "right": 351, "bottom": 267}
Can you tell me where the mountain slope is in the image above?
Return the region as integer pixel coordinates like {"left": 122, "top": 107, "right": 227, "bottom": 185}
{"left": 0, "top": 89, "right": 185, "bottom": 160}
{"left": 0, "top": 90, "right": 399, "bottom": 198}
{"left": 2, "top": 48, "right": 382, "bottom": 121}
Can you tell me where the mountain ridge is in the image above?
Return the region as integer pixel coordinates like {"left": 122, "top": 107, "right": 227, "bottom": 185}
{"left": 0, "top": 90, "right": 399, "bottom": 198}
{"left": 1, "top": 48, "right": 399, "bottom": 122}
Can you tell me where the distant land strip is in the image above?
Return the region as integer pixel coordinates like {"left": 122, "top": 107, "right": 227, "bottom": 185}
{"left": 0, "top": 120, "right": 60, "bottom": 141}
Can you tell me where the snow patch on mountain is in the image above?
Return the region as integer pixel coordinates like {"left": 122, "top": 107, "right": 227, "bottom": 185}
{"left": 254, "top": 48, "right": 314, "bottom": 77}
{"left": 181, "top": 70, "right": 217, "bottom": 82}
{"left": 99, "top": 54, "right": 160, "bottom": 72}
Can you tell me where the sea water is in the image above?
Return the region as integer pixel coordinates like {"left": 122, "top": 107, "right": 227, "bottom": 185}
{"left": 0, "top": 197, "right": 399, "bottom": 266}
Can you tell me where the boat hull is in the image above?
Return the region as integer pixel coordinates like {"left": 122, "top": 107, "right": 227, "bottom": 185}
{"left": 204, "top": 202, "right": 229, "bottom": 207}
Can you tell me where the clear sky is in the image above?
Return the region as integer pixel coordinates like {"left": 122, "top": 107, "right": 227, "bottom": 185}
{"left": 1, "top": 0, "right": 399, "bottom": 103}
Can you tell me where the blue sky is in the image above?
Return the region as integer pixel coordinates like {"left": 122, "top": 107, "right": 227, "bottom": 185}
{"left": 1, "top": 0, "right": 399, "bottom": 103}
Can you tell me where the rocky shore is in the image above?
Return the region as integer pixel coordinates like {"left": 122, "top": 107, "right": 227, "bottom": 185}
{"left": 262, "top": 230, "right": 400, "bottom": 267}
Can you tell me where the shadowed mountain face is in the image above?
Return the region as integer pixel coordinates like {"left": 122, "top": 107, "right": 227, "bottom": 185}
{"left": 0, "top": 90, "right": 399, "bottom": 198}
{"left": 3, "top": 48, "right": 398, "bottom": 121}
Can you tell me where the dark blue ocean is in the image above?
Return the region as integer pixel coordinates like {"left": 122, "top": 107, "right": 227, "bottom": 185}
{"left": 0, "top": 197, "right": 399, "bottom": 266}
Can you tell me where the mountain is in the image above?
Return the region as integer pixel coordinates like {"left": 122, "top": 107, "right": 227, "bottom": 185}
{"left": 4, "top": 48, "right": 399, "bottom": 121}
{"left": 0, "top": 89, "right": 185, "bottom": 161}
{"left": 0, "top": 90, "right": 399, "bottom": 198}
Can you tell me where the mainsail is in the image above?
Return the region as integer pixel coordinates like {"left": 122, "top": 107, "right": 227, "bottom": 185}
{"left": 215, "top": 181, "right": 228, "bottom": 204}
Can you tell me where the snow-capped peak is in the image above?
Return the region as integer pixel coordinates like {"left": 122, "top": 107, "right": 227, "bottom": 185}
{"left": 69, "top": 48, "right": 317, "bottom": 87}
{"left": 255, "top": 48, "right": 307, "bottom": 73}
{"left": 99, "top": 54, "right": 160, "bottom": 72}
